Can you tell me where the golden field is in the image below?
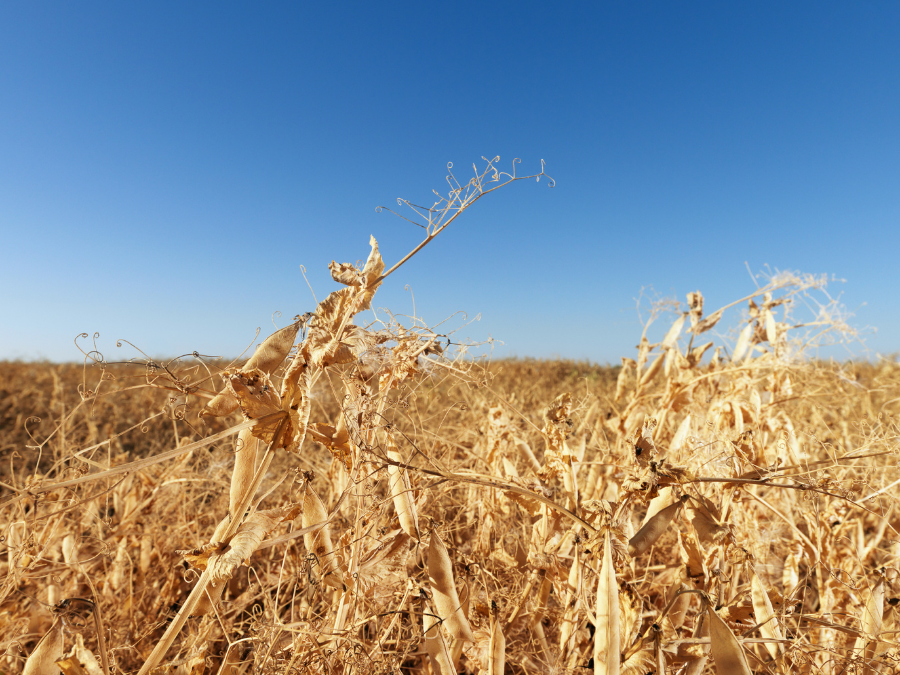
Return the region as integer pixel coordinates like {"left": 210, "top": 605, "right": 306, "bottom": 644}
{"left": 2, "top": 163, "right": 900, "bottom": 675}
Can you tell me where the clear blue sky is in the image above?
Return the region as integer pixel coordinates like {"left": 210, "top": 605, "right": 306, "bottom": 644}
{"left": 2, "top": 3, "right": 898, "bottom": 363}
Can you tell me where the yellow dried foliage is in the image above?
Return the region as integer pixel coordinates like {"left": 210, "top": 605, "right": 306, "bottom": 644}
{"left": 2, "top": 166, "right": 898, "bottom": 675}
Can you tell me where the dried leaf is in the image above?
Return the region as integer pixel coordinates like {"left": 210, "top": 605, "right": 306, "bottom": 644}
{"left": 207, "top": 503, "right": 301, "bottom": 583}
{"left": 306, "top": 237, "right": 384, "bottom": 367}
{"left": 685, "top": 495, "right": 730, "bottom": 544}
{"left": 60, "top": 633, "right": 103, "bottom": 675}
{"left": 226, "top": 369, "right": 294, "bottom": 450}
{"left": 687, "top": 291, "right": 704, "bottom": 328}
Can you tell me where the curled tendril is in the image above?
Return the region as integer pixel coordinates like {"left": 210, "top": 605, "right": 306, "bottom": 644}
{"left": 23, "top": 417, "right": 42, "bottom": 446}
{"left": 168, "top": 397, "right": 187, "bottom": 421}
{"left": 74, "top": 333, "right": 106, "bottom": 365}
{"left": 183, "top": 567, "right": 200, "bottom": 583}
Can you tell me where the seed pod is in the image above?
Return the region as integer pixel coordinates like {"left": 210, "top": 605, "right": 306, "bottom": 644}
{"left": 245, "top": 322, "right": 300, "bottom": 374}
{"left": 139, "top": 536, "right": 152, "bottom": 575}
{"left": 23, "top": 621, "right": 63, "bottom": 675}
{"left": 685, "top": 611, "right": 709, "bottom": 675}
{"left": 229, "top": 428, "right": 258, "bottom": 517}
{"left": 428, "top": 530, "right": 475, "bottom": 642}
{"left": 109, "top": 538, "right": 129, "bottom": 592}
{"left": 615, "top": 358, "right": 635, "bottom": 402}
{"left": 749, "top": 566, "right": 783, "bottom": 659}
{"left": 303, "top": 486, "right": 345, "bottom": 592}
{"left": 594, "top": 530, "right": 620, "bottom": 675}
{"left": 639, "top": 352, "right": 664, "bottom": 387}
{"left": 782, "top": 546, "right": 800, "bottom": 592}
{"left": 706, "top": 604, "right": 752, "bottom": 675}
{"left": 424, "top": 600, "right": 454, "bottom": 675}
{"left": 628, "top": 495, "right": 687, "bottom": 556}
{"left": 732, "top": 323, "right": 753, "bottom": 362}
{"left": 667, "top": 574, "right": 690, "bottom": 631}
{"left": 199, "top": 392, "right": 240, "bottom": 418}
{"left": 853, "top": 575, "right": 884, "bottom": 670}
{"left": 489, "top": 616, "right": 506, "bottom": 675}
{"left": 559, "top": 546, "right": 582, "bottom": 655}
{"left": 642, "top": 487, "right": 675, "bottom": 525}
{"left": 386, "top": 437, "right": 419, "bottom": 539}
{"left": 62, "top": 534, "right": 76, "bottom": 564}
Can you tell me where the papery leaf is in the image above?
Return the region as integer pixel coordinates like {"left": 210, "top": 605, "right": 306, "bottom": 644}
{"left": 207, "top": 503, "right": 301, "bottom": 583}
{"left": 226, "top": 369, "right": 294, "bottom": 450}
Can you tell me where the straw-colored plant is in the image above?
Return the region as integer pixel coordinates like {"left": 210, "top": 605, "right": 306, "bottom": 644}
{"left": 2, "top": 156, "right": 899, "bottom": 675}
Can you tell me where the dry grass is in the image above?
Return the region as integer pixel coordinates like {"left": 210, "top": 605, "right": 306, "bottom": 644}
{"left": 2, "top": 158, "right": 900, "bottom": 675}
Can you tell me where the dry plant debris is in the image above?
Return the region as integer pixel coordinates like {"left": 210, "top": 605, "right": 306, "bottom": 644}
{"left": 2, "top": 158, "right": 900, "bottom": 675}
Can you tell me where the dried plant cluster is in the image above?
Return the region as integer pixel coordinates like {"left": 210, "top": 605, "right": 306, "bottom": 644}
{"left": 2, "top": 159, "right": 900, "bottom": 675}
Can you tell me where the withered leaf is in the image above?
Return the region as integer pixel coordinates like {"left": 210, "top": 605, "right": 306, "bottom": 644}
{"left": 207, "top": 503, "right": 302, "bottom": 583}
{"left": 226, "top": 368, "right": 295, "bottom": 450}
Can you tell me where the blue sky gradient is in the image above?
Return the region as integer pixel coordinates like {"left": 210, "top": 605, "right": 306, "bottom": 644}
{"left": 1, "top": 3, "right": 898, "bottom": 363}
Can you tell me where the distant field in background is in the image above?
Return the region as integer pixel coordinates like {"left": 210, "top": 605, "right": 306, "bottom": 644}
{"left": 2, "top": 349, "right": 899, "bottom": 674}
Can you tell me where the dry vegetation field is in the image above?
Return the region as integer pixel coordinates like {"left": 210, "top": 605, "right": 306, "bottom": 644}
{"left": 2, "top": 160, "right": 900, "bottom": 675}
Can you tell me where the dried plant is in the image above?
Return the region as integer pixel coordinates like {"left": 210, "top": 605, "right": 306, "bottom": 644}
{"left": 2, "top": 157, "right": 899, "bottom": 675}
